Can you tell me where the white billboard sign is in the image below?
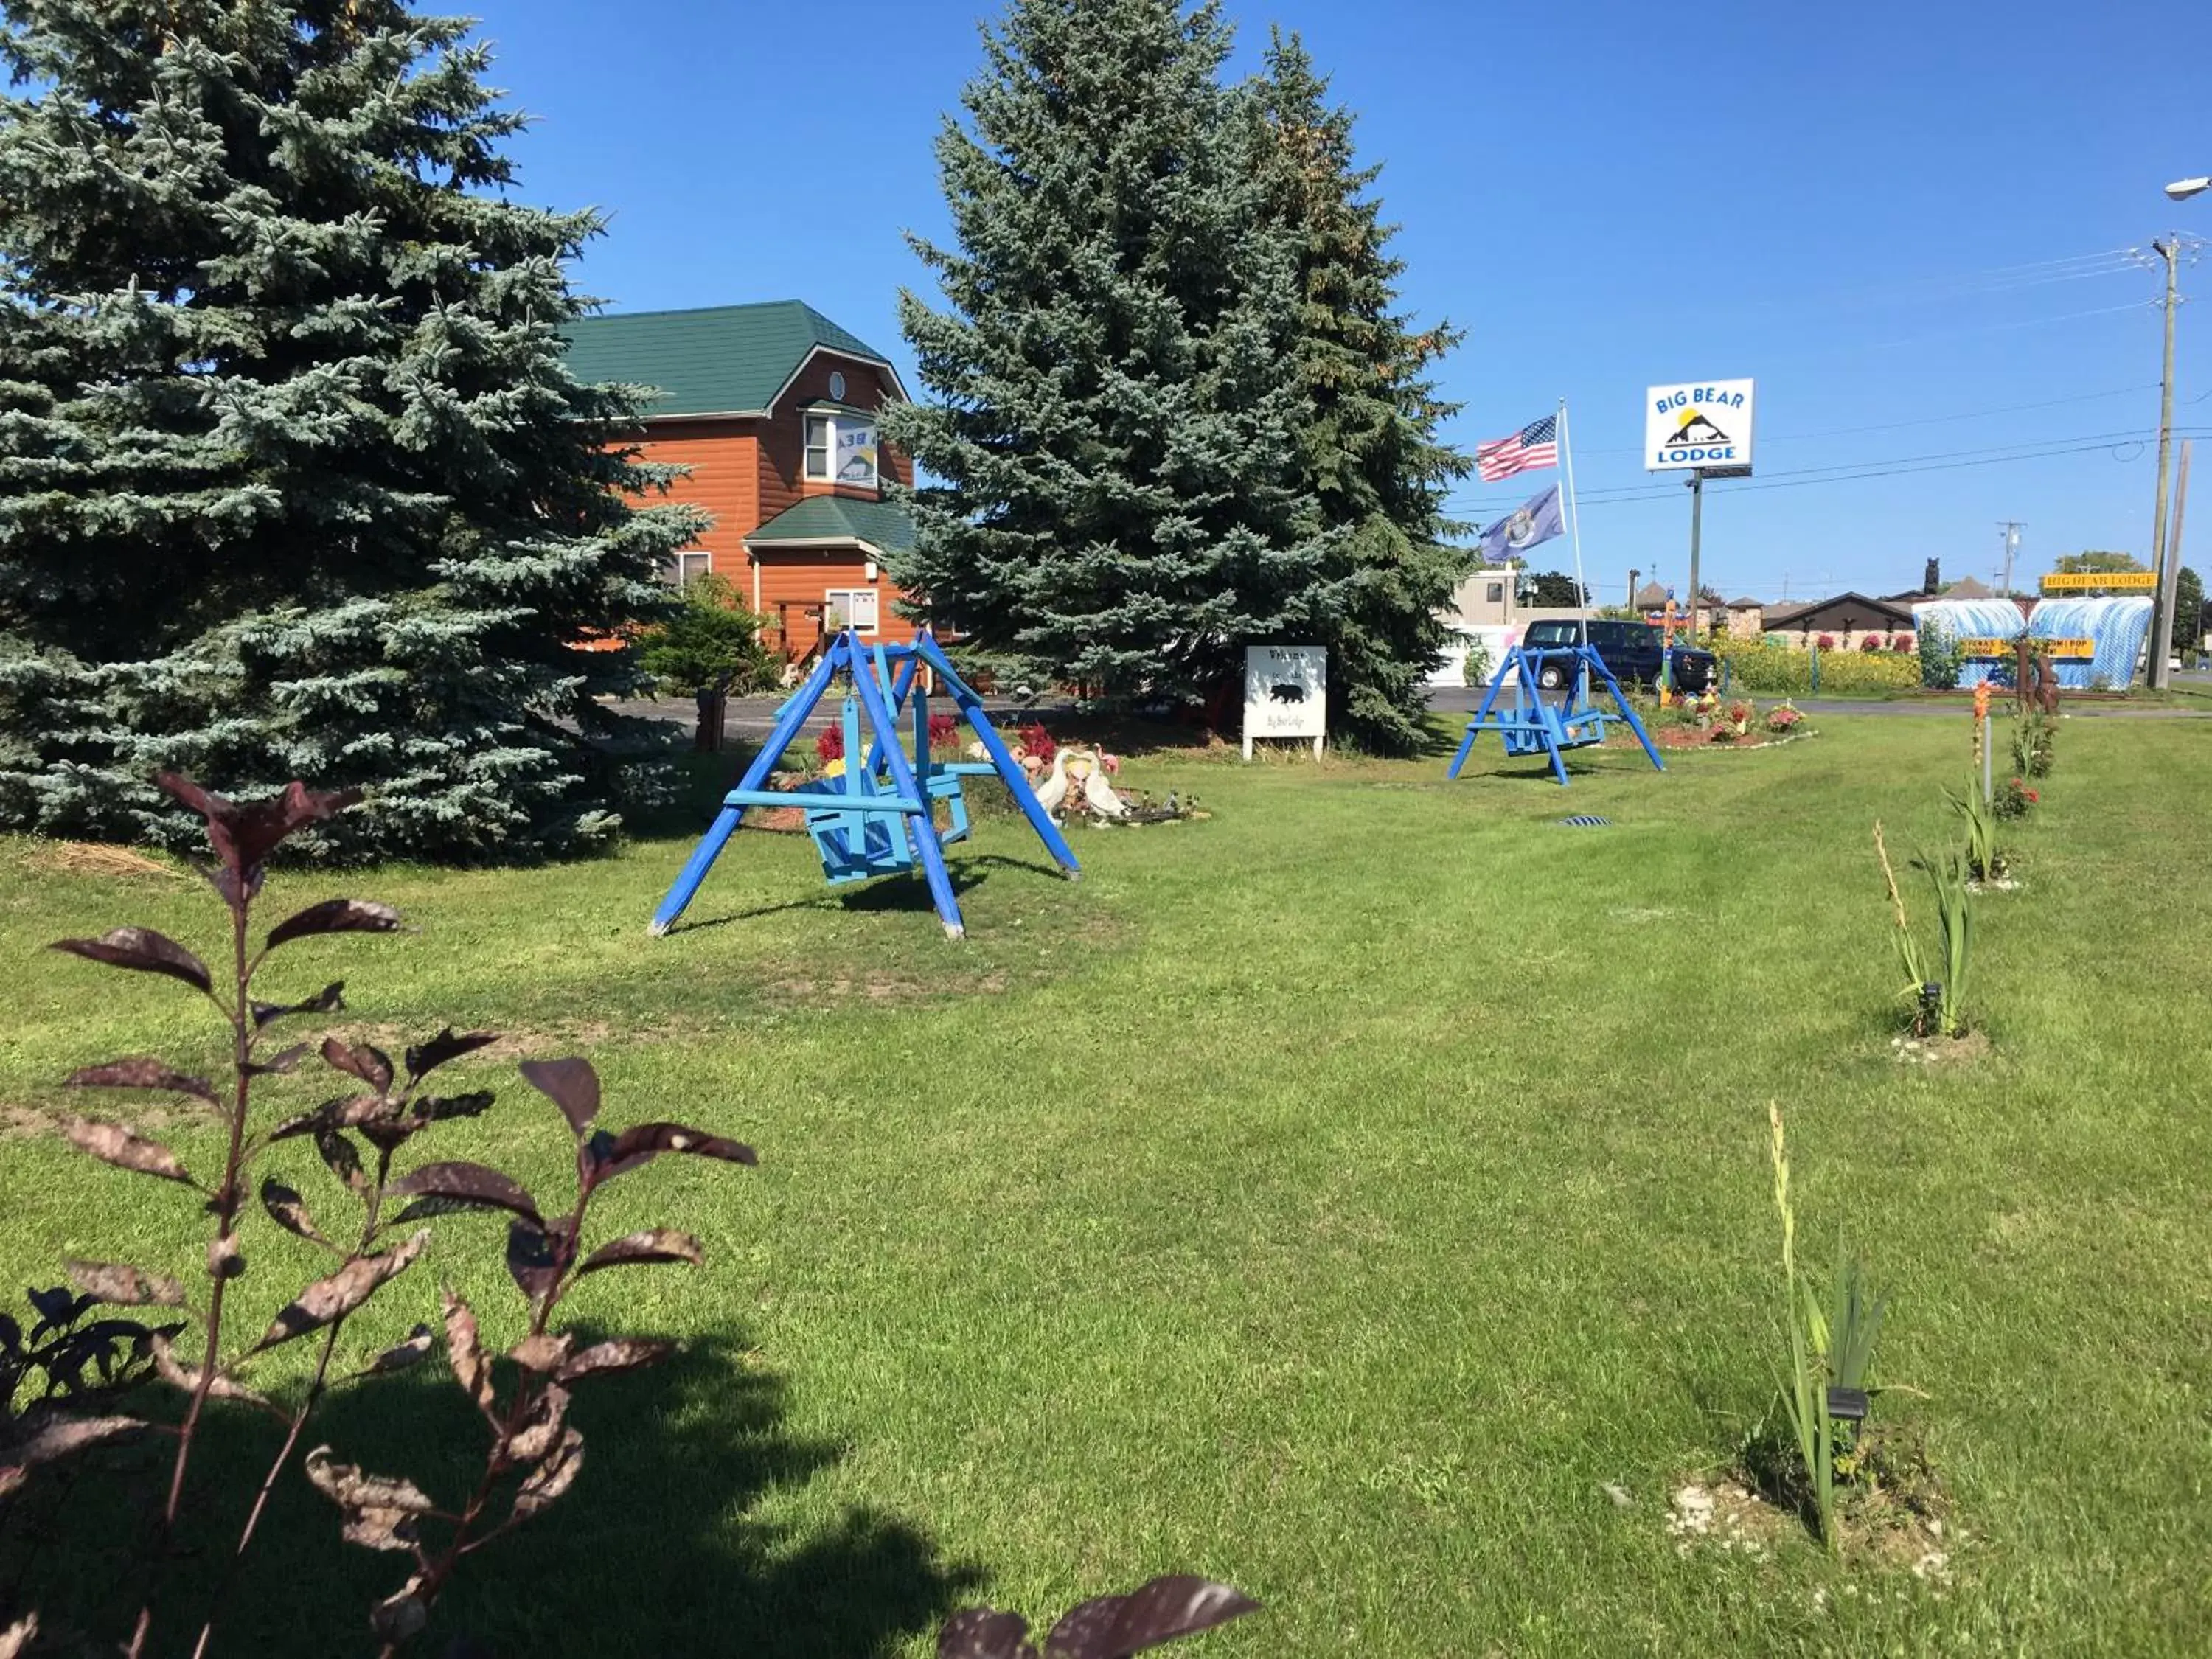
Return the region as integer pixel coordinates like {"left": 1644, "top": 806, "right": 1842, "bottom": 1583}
{"left": 1243, "top": 645, "right": 1326, "bottom": 760}
{"left": 1645, "top": 379, "right": 1755, "bottom": 473}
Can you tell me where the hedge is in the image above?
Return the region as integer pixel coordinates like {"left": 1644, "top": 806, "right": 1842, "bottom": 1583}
{"left": 1707, "top": 638, "right": 1922, "bottom": 695}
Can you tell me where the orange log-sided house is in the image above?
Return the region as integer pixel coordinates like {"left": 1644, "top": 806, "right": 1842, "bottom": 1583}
{"left": 563, "top": 300, "right": 920, "bottom": 661}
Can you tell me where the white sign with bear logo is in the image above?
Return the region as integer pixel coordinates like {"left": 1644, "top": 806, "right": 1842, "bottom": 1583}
{"left": 1645, "top": 379, "right": 1755, "bottom": 473}
{"left": 1243, "top": 645, "right": 1326, "bottom": 760}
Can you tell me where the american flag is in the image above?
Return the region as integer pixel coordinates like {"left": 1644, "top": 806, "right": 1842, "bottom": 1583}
{"left": 1475, "top": 414, "right": 1559, "bottom": 482}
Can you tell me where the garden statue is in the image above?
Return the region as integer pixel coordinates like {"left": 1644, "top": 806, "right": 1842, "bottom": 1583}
{"left": 1035, "top": 745, "right": 1129, "bottom": 821}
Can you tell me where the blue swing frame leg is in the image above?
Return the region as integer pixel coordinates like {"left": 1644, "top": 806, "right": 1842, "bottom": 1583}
{"left": 650, "top": 647, "right": 844, "bottom": 935}
{"left": 922, "top": 638, "right": 1081, "bottom": 877}
{"left": 848, "top": 643, "right": 966, "bottom": 938}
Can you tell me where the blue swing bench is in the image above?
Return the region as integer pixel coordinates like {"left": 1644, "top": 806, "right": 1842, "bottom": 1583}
{"left": 651, "top": 628, "right": 1079, "bottom": 939}
{"left": 1447, "top": 642, "right": 1664, "bottom": 787}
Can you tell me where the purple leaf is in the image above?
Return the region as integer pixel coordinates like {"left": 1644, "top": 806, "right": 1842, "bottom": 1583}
{"left": 577, "top": 1229, "right": 704, "bottom": 1277}
{"left": 302, "top": 1447, "right": 435, "bottom": 1552}
{"left": 509, "top": 1332, "right": 573, "bottom": 1374}
{"left": 519, "top": 1057, "right": 599, "bottom": 1135}
{"left": 359, "top": 1324, "right": 436, "bottom": 1377}
{"left": 940, "top": 1610, "right": 1037, "bottom": 1659}
{"left": 243, "top": 1043, "right": 310, "bottom": 1077}
{"left": 65, "top": 1057, "right": 218, "bottom": 1106}
{"left": 60, "top": 1118, "right": 194, "bottom": 1186}
{"left": 509, "top": 1425, "right": 583, "bottom": 1520}
{"left": 150, "top": 1335, "right": 270, "bottom": 1405}
{"left": 369, "top": 1576, "right": 428, "bottom": 1644}
{"left": 64, "top": 1259, "right": 186, "bottom": 1307}
{"left": 254, "top": 1231, "right": 428, "bottom": 1350}
{"left": 2, "top": 1408, "right": 146, "bottom": 1470}
{"left": 505, "top": 1220, "right": 562, "bottom": 1304}
{"left": 155, "top": 773, "right": 360, "bottom": 877}
{"left": 506, "top": 1382, "right": 571, "bottom": 1462}
{"left": 443, "top": 1290, "right": 496, "bottom": 1416}
{"left": 555, "top": 1338, "right": 675, "bottom": 1383}
{"left": 49, "top": 927, "right": 211, "bottom": 994}
{"left": 251, "top": 981, "right": 346, "bottom": 1029}
{"left": 313, "top": 1125, "right": 366, "bottom": 1194}
{"left": 260, "top": 1178, "right": 333, "bottom": 1249}
{"left": 206, "top": 1234, "right": 244, "bottom": 1280}
{"left": 386, "top": 1161, "right": 541, "bottom": 1226}
{"left": 265, "top": 899, "right": 402, "bottom": 952}
{"left": 592, "top": 1122, "right": 757, "bottom": 1183}
{"left": 320, "top": 1036, "right": 393, "bottom": 1093}
{"left": 1043, "top": 1579, "right": 1259, "bottom": 1659}
{"left": 406, "top": 1028, "right": 498, "bottom": 1082}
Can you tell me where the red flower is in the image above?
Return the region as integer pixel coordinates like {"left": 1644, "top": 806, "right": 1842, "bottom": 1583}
{"left": 815, "top": 726, "right": 844, "bottom": 763}
{"left": 1017, "top": 723, "right": 1056, "bottom": 764}
{"left": 927, "top": 711, "right": 958, "bottom": 746}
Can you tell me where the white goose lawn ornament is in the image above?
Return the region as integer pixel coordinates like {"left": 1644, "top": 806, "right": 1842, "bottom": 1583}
{"left": 1032, "top": 745, "right": 1127, "bottom": 820}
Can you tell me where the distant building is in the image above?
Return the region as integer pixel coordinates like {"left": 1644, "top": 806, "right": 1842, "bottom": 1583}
{"left": 562, "top": 300, "right": 917, "bottom": 661}
{"left": 1761, "top": 591, "right": 1918, "bottom": 650}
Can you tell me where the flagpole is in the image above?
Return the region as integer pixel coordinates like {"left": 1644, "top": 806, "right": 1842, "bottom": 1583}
{"left": 1557, "top": 403, "right": 1593, "bottom": 690}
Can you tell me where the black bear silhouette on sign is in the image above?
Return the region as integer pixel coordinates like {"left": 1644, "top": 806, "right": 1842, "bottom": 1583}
{"left": 1269, "top": 683, "right": 1307, "bottom": 704}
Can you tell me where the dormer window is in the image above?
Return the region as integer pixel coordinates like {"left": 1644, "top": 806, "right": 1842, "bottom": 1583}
{"left": 802, "top": 408, "right": 878, "bottom": 490}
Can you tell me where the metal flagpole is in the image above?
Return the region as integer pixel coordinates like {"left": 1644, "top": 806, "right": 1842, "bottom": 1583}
{"left": 1557, "top": 398, "right": 1592, "bottom": 703}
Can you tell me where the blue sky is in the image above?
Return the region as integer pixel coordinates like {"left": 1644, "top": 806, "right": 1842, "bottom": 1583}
{"left": 479, "top": 0, "right": 2211, "bottom": 602}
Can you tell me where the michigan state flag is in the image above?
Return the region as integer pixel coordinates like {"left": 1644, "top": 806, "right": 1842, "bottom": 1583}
{"left": 1478, "top": 484, "right": 1562, "bottom": 565}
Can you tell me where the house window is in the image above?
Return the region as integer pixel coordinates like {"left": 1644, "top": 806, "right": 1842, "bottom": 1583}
{"left": 1486, "top": 582, "right": 1503, "bottom": 605}
{"left": 803, "top": 411, "right": 880, "bottom": 490}
{"left": 824, "top": 587, "right": 879, "bottom": 634}
{"left": 664, "top": 552, "right": 712, "bottom": 586}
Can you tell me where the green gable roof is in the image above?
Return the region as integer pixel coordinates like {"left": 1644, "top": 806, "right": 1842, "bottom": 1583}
{"left": 743, "top": 495, "right": 914, "bottom": 554}
{"left": 561, "top": 300, "right": 902, "bottom": 418}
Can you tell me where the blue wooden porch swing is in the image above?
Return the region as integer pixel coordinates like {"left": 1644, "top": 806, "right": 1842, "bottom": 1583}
{"left": 1445, "top": 641, "right": 1665, "bottom": 787}
{"left": 651, "top": 628, "right": 1079, "bottom": 940}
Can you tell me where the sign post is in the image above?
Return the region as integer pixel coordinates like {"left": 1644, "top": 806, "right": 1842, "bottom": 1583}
{"left": 1242, "top": 646, "right": 1326, "bottom": 762}
{"left": 1646, "top": 379, "right": 1756, "bottom": 635}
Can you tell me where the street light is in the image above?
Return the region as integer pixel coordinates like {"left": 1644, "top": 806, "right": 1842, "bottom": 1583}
{"left": 2166, "top": 176, "right": 2211, "bottom": 201}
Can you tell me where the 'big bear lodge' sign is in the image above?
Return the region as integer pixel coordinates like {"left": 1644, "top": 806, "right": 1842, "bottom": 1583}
{"left": 1645, "top": 379, "right": 1756, "bottom": 473}
{"left": 1244, "top": 646, "right": 1326, "bottom": 759}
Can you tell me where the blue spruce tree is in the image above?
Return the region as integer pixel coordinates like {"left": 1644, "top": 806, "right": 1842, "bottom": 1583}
{"left": 1251, "top": 31, "right": 1473, "bottom": 754}
{"left": 0, "top": 1, "right": 703, "bottom": 858}
{"left": 886, "top": 0, "right": 1338, "bottom": 714}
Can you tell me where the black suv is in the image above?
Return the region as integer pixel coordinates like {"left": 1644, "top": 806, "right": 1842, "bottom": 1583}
{"left": 1520, "top": 619, "right": 1717, "bottom": 693}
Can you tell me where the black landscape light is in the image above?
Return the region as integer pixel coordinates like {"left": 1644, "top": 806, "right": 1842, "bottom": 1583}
{"left": 1826, "top": 1387, "right": 1869, "bottom": 1427}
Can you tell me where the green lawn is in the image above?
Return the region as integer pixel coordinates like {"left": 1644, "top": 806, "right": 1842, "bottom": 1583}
{"left": 2, "top": 712, "right": 2208, "bottom": 1655}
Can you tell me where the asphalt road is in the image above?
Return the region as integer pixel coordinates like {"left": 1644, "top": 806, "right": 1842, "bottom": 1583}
{"left": 616, "top": 678, "right": 2211, "bottom": 743}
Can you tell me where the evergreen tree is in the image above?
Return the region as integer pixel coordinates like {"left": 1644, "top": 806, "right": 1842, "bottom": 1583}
{"left": 0, "top": 1, "right": 702, "bottom": 859}
{"left": 885, "top": 0, "right": 1333, "bottom": 711}
{"left": 1248, "top": 29, "right": 1471, "bottom": 753}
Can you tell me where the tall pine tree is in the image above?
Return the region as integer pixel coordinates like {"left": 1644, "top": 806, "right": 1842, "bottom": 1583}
{"left": 1250, "top": 30, "right": 1471, "bottom": 754}
{"left": 885, "top": 0, "right": 1336, "bottom": 710}
{"left": 0, "top": 1, "right": 701, "bottom": 859}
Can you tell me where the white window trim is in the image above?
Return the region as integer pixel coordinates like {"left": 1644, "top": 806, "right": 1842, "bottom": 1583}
{"left": 824, "top": 587, "right": 880, "bottom": 635}
{"left": 667, "top": 550, "right": 712, "bottom": 586}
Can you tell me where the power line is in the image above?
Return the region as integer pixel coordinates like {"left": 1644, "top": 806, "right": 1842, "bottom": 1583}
{"left": 1567, "top": 382, "right": 2159, "bottom": 456}
{"left": 1447, "top": 428, "right": 2212, "bottom": 515}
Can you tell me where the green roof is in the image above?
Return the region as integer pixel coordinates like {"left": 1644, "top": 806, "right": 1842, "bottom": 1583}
{"left": 561, "top": 300, "right": 902, "bottom": 418}
{"left": 744, "top": 495, "right": 914, "bottom": 554}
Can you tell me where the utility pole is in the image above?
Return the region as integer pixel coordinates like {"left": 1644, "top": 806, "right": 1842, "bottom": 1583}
{"left": 1687, "top": 473, "right": 1705, "bottom": 637}
{"left": 1997, "top": 521, "right": 2025, "bottom": 596}
{"left": 2144, "top": 236, "right": 2180, "bottom": 689}
{"left": 2166, "top": 439, "right": 2194, "bottom": 660}
{"left": 1627, "top": 567, "right": 1639, "bottom": 611}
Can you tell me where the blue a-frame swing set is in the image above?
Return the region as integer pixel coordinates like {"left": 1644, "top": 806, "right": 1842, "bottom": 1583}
{"left": 651, "top": 627, "right": 1079, "bottom": 940}
{"left": 1445, "top": 639, "right": 1666, "bottom": 787}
